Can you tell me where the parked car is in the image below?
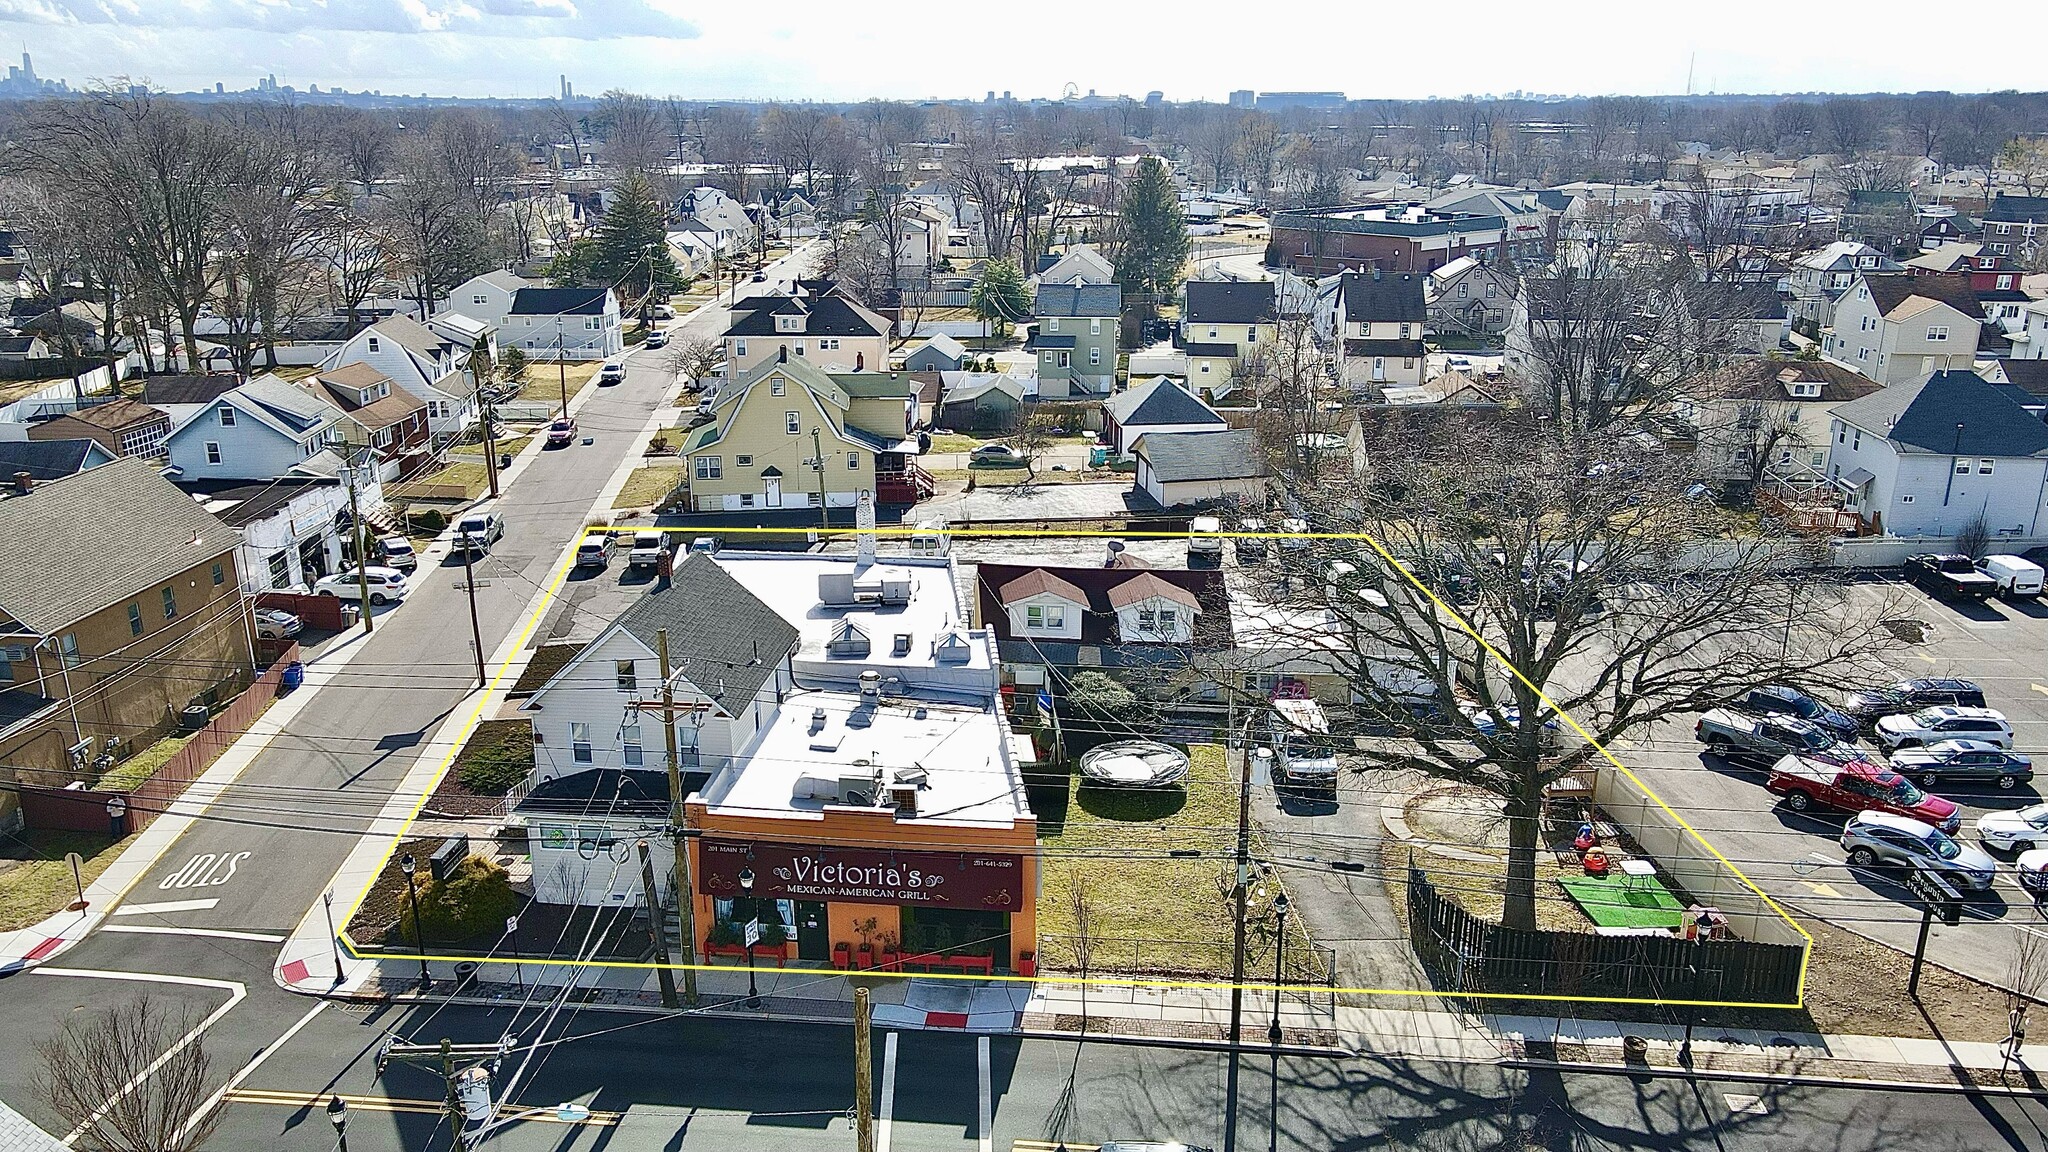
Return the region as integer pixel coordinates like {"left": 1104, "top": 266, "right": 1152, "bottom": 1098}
{"left": 1235, "top": 517, "right": 1269, "bottom": 559}
{"left": 1886, "top": 740, "right": 2033, "bottom": 790}
{"left": 372, "top": 535, "right": 417, "bottom": 573}
{"left": 653, "top": 303, "right": 675, "bottom": 320}
{"left": 1903, "top": 553, "right": 1996, "bottom": 601}
{"left": 1767, "top": 754, "right": 1961, "bottom": 832}
{"left": 598, "top": 360, "right": 626, "bottom": 385}
{"left": 1873, "top": 706, "right": 2014, "bottom": 751}
{"left": 1977, "top": 554, "right": 2045, "bottom": 598}
{"left": 1842, "top": 678, "right": 1985, "bottom": 728}
{"left": 454, "top": 511, "right": 504, "bottom": 554}
{"left": 254, "top": 607, "right": 302, "bottom": 640}
{"left": 1278, "top": 517, "right": 1311, "bottom": 552}
{"left": 1187, "top": 516, "right": 1224, "bottom": 568}
{"left": 1840, "top": 810, "right": 1998, "bottom": 891}
{"left": 628, "top": 530, "right": 669, "bottom": 569}
{"left": 546, "top": 418, "right": 578, "bottom": 447}
{"left": 970, "top": 442, "right": 1020, "bottom": 460}
{"left": 576, "top": 534, "right": 617, "bottom": 569}
{"left": 690, "top": 535, "right": 722, "bottom": 555}
{"left": 645, "top": 330, "right": 670, "bottom": 349}
{"left": 313, "top": 566, "right": 409, "bottom": 605}
{"left": 2015, "top": 849, "right": 2048, "bottom": 899}
{"left": 1736, "top": 685, "right": 1858, "bottom": 742}
{"left": 1975, "top": 803, "right": 2048, "bottom": 853}
{"left": 1695, "top": 710, "right": 1861, "bottom": 766}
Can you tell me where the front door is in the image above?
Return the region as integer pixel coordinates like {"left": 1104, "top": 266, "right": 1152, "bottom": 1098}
{"left": 765, "top": 476, "right": 783, "bottom": 507}
{"left": 795, "top": 901, "right": 830, "bottom": 962}
{"left": 1372, "top": 357, "right": 1387, "bottom": 381}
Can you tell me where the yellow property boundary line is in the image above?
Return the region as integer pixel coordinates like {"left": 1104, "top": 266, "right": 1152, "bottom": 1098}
{"left": 341, "top": 523, "right": 1812, "bottom": 1011}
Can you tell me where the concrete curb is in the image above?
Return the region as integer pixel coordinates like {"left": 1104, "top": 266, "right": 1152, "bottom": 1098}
{"left": 1494, "top": 1056, "right": 2048, "bottom": 1098}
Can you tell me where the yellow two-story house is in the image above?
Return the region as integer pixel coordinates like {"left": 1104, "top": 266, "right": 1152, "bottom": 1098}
{"left": 681, "top": 355, "right": 932, "bottom": 513}
{"left": 1181, "top": 281, "right": 1276, "bottom": 399}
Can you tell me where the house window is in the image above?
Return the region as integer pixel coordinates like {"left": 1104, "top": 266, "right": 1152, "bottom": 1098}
{"left": 1048, "top": 319, "right": 1060, "bottom": 333}
{"left": 204, "top": 441, "right": 222, "bottom": 465}
{"left": 1459, "top": 282, "right": 1469, "bottom": 298}
{"left": 1810, "top": 450, "right": 1825, "bottom": 467}
{"left": 1927, "top": 326, "right": 1949, "bottom": 342}
{"left": 795, "top": 341, "right": 805, "bottom": 356}
{"left": 1025, "top": 604, "right": 1066, "bottom": 629}
{"left": 267, "top": 551, "right": 290, "bottom": 587}
{"left": 1207, "top": 325, "right": 1218, "bottom": 338}
{"left": 1090, "top": 347, "right": 1101, "bottom": 366}
{"left": 217, "top": 405, "right": 236, "bottom": 426}
{"left": 1091, "top": 318, "right": 1102, "bottom": 335}
{"left": 1485, "top": 283, "right": 1497, "bottom": 298}
{"left": 1901, "top": 494, "right": 1916, "bottom": 503}
{"left": 1404, "top": 358, "right": 1416, "bottom": 369}
{"left": 367, "top": 337, "right": 380, "bottom": 353}
{"left": 1399, "top": 323, "right": 1411, "bottom": 339}
{"left": 1200, "top": 363, "right": 1211, "bottom": 373}
{"left": 847, "top": 452, "right": 860, "bottom": 469}
{"left": 696, "top": 456, "right": 722, "bottom": 480}
{"left": 1979, "top": 459, "right": 1995, "bottom": 475}
{"left": 58, "top": 633, "right": 79, "bottom": 668}
{"left": 770, "top": 378, "right": 786, "bottom": 397}
{"left": 1059, "top": 352, "right": 1071, "bottom": 369}
{"left": 785, "top": 411, "right": 800, "bottom": 434}
{"left": 211, "top": 562, "right": 224, "bottom": 587}
{"left": 1246, "top": 328, "right": 1256, "bottom": 344}
{"left": 616, "top": 660, "right": 637, "bottom": 691}
{"left": 622, "top": 724, "right": 644, "bottom": 767}
{"left": 1955, "top": 458, "right": 1971, "bottom": 475}
{"left": 736, "top": 340, "right": 748, "bottom": 357}
{"left": 570, "top": 722, "right": 592, "bottom": 763}
{"left": 161, "top": 586, "right": 178, "bottom": 620}
{"left": 472, "top": 294, "right": 488, "bottom": 306}
{"left": 128, "top": 602, "right": 143, "bottom": 636}
{"left": 735, "top": 454, "right": 753, "bottom": 466}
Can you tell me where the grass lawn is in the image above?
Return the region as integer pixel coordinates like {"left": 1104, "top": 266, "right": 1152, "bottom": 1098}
{"left": 926, "top": 433, "right": 983, "bottom": 453}
{"left": 612, "top": 466, "right": 686, "bottom": 509}
{"left": 97, "top": 732, "right": 196, "bottom": 792}
{"left": 932, "top": 467, "right": 1102, "bottom": 488}
{"left": 1390, "top": 841, "right": 1594, "bottom": 933}
{"left": 406, "top": 461, "right": 491, "bottom": 500}
{"left": 1036, "top": 744, "right": 1244, "bottom": 976}
{"left": 0, "top": 830, "right": 141, "bottom": 931}
{"left": 1556, "top": 873, "right": 1686, "bottom": 929}
{"left": 515, "top": 360, "right": 602, "bottom": 406}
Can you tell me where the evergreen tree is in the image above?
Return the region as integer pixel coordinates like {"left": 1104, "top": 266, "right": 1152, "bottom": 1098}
{"left": 562, "top": 171, "right": 680, "bottom": 305}
{"left": 1116, "top": 157, "right": 1190, "bottom": 300}
{"left": 970, "top": 258, "right": 1030, "bottom": 338}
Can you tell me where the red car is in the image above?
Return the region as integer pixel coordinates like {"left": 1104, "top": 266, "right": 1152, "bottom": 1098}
{"left": 1767, "top": 755, "right": 1961, "bottom": 833}
{"left": 545, "top": 418, "right": 577, "bottom": 447}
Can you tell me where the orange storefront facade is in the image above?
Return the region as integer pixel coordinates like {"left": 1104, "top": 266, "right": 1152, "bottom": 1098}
{"left": 685, "top": 804, "right": 1040, "bottom": 975}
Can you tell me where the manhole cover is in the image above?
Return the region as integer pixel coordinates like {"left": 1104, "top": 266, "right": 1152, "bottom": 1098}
{"left": 1724, "top": 1093, "right": 1769, "bottom": 1115}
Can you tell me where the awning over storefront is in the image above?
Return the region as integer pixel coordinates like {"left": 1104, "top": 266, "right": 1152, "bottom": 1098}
{"left": 699, "top": 838, "right": 1023, "bottom": 911}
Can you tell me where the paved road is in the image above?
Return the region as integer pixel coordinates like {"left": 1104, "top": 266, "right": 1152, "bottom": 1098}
{"left": 0, "top": 246, "right": 821, "bottom": 1130}
{"left": 113, "top": 1001, "right": 2048, "bottom": 1152}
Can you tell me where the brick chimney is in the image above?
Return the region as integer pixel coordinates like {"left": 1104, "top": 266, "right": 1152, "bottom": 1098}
{"left": 11, "top": 471, "right": 31, "bottom": 496}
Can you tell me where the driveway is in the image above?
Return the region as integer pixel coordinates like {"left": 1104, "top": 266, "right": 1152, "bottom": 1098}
{"left": 918, "top": 480, "right": 1147, "bottom": 525}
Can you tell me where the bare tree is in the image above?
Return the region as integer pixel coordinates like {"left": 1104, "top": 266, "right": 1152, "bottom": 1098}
{"left": 701, "top": 106, "right": 760, "bottom": 200}
{"left": 593, "top": 90, "right": 669, "bottom": 175}
{"left": 664, "top": 334, "right": 723, "bottom": 387}
{"left": 379, "top": 133, "right": 484, "bottom": 319}
{"left": 34, "top": 995, "right": 221, "bottom": 1152}
{"left": 761, "top": 104, "right": 829, "bottom": 199}
{"left": 1513, "top": 262, "right": 1729, "bottom": 436}
{"left": 331, "top": 108, "right": 394, "bottom": 193}
{"left": 216, "top": 100, "right": 330, "bottom": 369}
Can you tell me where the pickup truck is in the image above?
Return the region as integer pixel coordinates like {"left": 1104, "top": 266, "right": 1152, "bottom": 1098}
{"left": 1767, "top": 754, "right": 1962, "bottom": 833}
{"left": 1695, "top": 709, "right": 1863, "bottom": 765}
{"left": 1903, "top": 553, "right": 1997, "bottom": 601}
{"left": 627, "top": 530, "right": 668, "bottom": 570}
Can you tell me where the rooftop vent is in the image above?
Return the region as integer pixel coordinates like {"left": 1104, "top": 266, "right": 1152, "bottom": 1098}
{"left": 892, "top": 632, "right": 912, "bottom": 657}
{"left": 859, "top": 670, "right": 882, "bottom": 699}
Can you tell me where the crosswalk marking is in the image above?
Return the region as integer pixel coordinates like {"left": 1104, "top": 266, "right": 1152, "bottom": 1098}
{"left": 222, "top": 1089, "right": 619, "bottom": 1127}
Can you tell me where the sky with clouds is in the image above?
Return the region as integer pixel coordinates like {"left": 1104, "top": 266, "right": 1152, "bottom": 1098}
{"left": 0, "top": 0, "right": 2015, "bottom": 102}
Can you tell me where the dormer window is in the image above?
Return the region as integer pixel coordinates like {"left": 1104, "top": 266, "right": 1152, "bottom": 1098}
{"left": 776, "top": 314, "right": 803, "bottom": 333}
{"left": 1790, "top": 383, "right": 1821, "bottom": 398}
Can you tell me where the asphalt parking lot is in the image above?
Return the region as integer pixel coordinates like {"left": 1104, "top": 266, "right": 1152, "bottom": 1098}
{"left": 1618, "top": 575, "right": 2048, "bottom": 989}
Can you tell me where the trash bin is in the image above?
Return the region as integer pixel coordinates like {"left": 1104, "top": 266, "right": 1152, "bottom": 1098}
{"left": 280, "top": 661, "right": 304, "bottom": 692}
{"left": 454, "top": 961, "right": 479, "bottom": 992}
{"left": 500, "top": 452, "right": 512, "bottom": 469}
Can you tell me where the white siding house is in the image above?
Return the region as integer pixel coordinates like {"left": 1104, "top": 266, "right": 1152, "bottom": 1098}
{"left": 162, "top": 374, "right": 347, "bottom": 482}
{"left": 1827, "top": 370, "right": 2048, "bottom": 539}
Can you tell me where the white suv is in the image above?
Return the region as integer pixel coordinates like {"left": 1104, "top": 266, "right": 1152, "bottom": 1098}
{"left": 1873, "top": 705, "right": 2014, "bottom": 750}
{"left": 313, "top": 566, "right": 410, "bottom": 606}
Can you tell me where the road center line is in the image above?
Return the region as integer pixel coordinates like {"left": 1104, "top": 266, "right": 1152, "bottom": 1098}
{"left": 109, "top": 898, "right": 220, "bottom": 917}
{"left": 878, "top": 1030, "right": 898, "bottom": 1152}
{"left": 34, "top": 968, "right": 246, "bottom": 1147}
{"left": 98, "top": 925, "right": 285, "bottom": 943}
{"left": 977, "top": 1035, "right": 993, "bottom": 1152}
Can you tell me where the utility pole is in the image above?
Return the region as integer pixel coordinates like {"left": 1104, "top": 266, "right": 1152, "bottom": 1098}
{"left": 440, "top": 1038, "right": 462, "bottom": 1139}
{"left": 634, "top": 628, "right": 701, "bottom": 1005}
{"left": 555, "top": 323, "right": 569, "bottom": 418}
{"left": 345, "top": 454, "right": 373, "bottom": 635}
{"left": 809, "top": 426, "right": 829, "bottom": 526}
{"left": 459, "top": 542, "right": 486, "bottom": 688}
{"left": 854, "top": 987, "right": 875, "bottom": 1152}
{"left": 473, "top": 344, "right": 501, "bottom": 500}
{"left": 638, "top": 839, "right": 679, "bottom": 1008}
{"left": 1228, "top": 713, "right": 1255, "bottom": 1046}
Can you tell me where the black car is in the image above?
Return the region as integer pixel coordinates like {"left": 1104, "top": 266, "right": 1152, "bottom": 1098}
{"left": 1842, "top": 677, "right": 1986, "bottom": 727}
{"left": 1738, "top": 685, "right": 1859, "bottom": 741}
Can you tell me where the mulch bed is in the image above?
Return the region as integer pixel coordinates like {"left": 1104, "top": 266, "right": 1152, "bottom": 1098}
{"left": 425, "top": 720, "right": 534, "bottom": 818}
{"left": 510, "top": 644, "right": 580, "bottom": 695}
{"left": 344, "top": 836, "right": 651, "bottom": 961}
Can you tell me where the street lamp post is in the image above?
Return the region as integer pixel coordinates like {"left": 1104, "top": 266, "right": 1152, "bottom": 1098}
{"left": 1269, "top": 893, "right": 1289, "bottom": 1046}
{"left": 326, "top": 1094, "right": 348, "bottom": 1152}
{"left": 506, "top": 915, "right": 523, "bottom": 992}
{"left": 401, "top": 854, "right": 430, "bottom": 993}
{"left": 739, "top": 866, "right": 761, "bottom": 1009}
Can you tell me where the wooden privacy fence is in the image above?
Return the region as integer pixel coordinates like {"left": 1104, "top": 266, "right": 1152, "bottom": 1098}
{"left": 1405, "top": 866, "right": 1806, "bottom": 1005}
{"left": 19, "top": 644, "right": 299, "bottom": 834}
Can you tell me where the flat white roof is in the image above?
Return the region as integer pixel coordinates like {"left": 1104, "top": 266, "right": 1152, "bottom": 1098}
{"left": 697, "top": 687, "right": 1028, "bottom": 828}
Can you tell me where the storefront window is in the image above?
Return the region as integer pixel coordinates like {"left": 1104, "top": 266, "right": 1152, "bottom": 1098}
{"left": 713, "top": 896, "right": 794, "bottom": 933}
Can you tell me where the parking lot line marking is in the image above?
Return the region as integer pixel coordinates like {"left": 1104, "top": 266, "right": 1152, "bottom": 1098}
{"left": 1916, "top": 653, "right": 1937, "bottom": 664}
{"left": 99, "top": 925, "right": 284, "bottom": 943}
{"left": 2031, "top": 683, "right": 2048, "bottom": 697}
{"left": 978, "top": 1036, "right": 993, "bottom": 1152}
{"left": 878, "top": 1031, "right": 897, "bottom": 1152}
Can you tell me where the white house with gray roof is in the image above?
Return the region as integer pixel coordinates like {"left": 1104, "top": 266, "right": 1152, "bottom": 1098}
{"left": 1827, "top": 369, "right": 2048, "bottom": 538}
{"left": 319, "top": 314, "right": 484, "bottom": 443}
{"left": 1034, "top": 283, "right": 1121, "bottom": 399}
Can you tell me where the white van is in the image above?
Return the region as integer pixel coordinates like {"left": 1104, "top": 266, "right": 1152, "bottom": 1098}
{"left": 1269, "top": 698, "right": 1340, "bottom": 788}
{"left": 909, "top": 518, "right": 951, "bottom": 557}
{"left": 1976, "top": 554, "right": 2044, "bottom": 598}
{"left": 1188, "top": 516, "right": 1225, "bottom": 568}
